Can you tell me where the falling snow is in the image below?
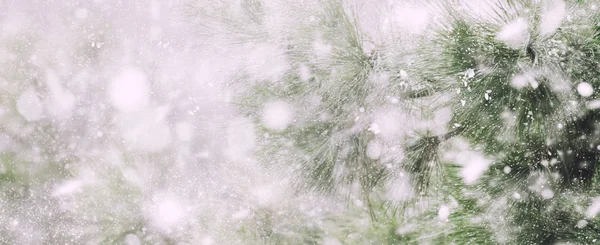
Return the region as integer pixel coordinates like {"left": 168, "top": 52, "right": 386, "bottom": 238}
{"left": 2, "top": 0, "right": 600, "bottom": 244}
{"left": 496, "top": 18, "right": 529, "bottom": 49}
{"left": 539, "top": 0, "right": 566, "bottom": 37}
{"left": 261, "top": 100, "right": 294, "bottom": 131}
{"left": 577, "top": 82, "right": 594, "bottom": 97}
{"left": 108, "top": 68, "right": 151, "bottom": 113}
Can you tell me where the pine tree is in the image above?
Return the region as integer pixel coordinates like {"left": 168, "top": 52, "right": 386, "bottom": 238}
{"left": 225, "top": 0, "right": 600, "bottom": 243}
{"left": 6, "top": 0, "right": 600, "bottom": 244}
{"left": 418, "top": 0, "right": 600, "bottom": 243}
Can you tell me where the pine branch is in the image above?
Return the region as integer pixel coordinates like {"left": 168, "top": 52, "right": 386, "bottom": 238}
{"left": 403, "top": 127, "right": 463, "bottom": 197}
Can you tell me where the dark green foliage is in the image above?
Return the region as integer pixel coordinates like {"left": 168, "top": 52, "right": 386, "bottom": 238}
{"left": 403, "top": 135, "right": 442, "bottom": 196}
{"left": 414, "top": 0, "right": 600, "bottom": 243}
{"left": 236, "top": 0, "right": 600, "bottom": 243}
{"left": 235, "top": 0, "right": 400, "bottom": 199}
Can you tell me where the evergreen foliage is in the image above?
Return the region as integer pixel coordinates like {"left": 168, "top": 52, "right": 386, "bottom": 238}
{"left": 5, "top": 0, "right": 600, "bottom": 244}
{"left": 230, "top": 0, "right": 600, "bottom": 243}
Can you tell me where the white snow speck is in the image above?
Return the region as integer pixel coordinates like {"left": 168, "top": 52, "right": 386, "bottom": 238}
{"left": 108, "top": 67, "right": 150, "bottom": 113}
{"left": 399, "top": 70, "right": 408, "bottom": 79}
{"left": 496, "top": 18, "right": 529, "bottom": 49}
{"left": 513, "top": 192, "right": 521, "bottom": 200}
{"left": 17, "top": 89, "right": 43, "bottom": 122}
{"left": 458, "top": 152, "right": 492, "bottom": 185}
{"left": 587, "top": 100, "right": 600, "bottom": 109}
{"left": 261, "top": 101, "right": 293, "bottom": 131}
{"left": 577, "top": 82, "right": 594, "bottom": 97}
{"left": 372, "top": 110, "right": 403, "bottom": 139}
{"left": 438, "top": 204, "right": 450, "bottom": 221}
{"left": 576, "top": 220, "right": 588, "bottom": 229}
{"left": 148, "top": 195, "right": 186, "bottom": 234}
{"left": 539, "top": 0, "right": 566, "bottom": 37}
{"left": 510, "top": 73, "right": 536, "bottom": 89}
{"left": 465, "top": 69, "right": 475, "bottom": 78}
{"left": 586, "top": 198, "right": 600, "bottom": 218}
{"left": 503, "top": 166, "right": 511, "bottom": 174}
{"left": 368, "top": 123, "right": 381, "bottom": 134}
{"left": 366, "top": 140, "right": 382, "bottom": 160}
{"left": 51, "top": 180, "right": 84, "bottom": 197}
{"left": 541, "top": 189, "right": 554, "bottom": 199}
{"left": 530, "top": 80, "right": 539, "bottom": 89}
